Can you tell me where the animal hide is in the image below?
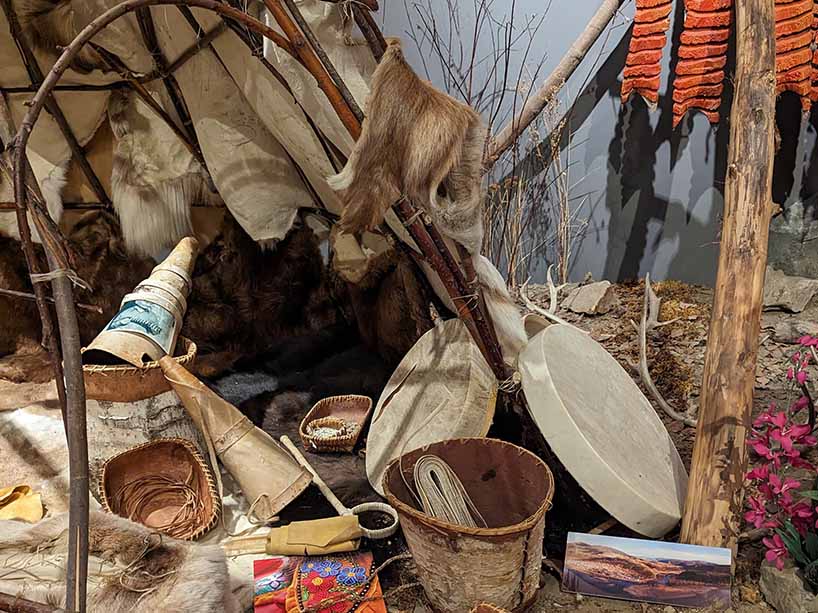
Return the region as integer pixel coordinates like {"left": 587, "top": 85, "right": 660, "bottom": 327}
{"left": 181, "top": 214, "right": 351, "bottom": 377}
{"left": 329, "top": 39, "right": 486, "bottom": 254}
{"left": 108, "top": 89, "right": 219, "bottom": 259}
{"left": 0, "top": 155, "right": 67, "bottom": 243}
{"left": 0, "top": 511, "right": 236, "bottom": 612}
{"left": 13, "top": 0, "right": 103, "bottom": 71}
{"left": 329, "top": 39, "right": 526, "bottom": 364}
{"left": 473, "top": 254, "right": 528, "bottom": 364}
{"left": 338, "top": 244, "right": 435, "bottom": 365}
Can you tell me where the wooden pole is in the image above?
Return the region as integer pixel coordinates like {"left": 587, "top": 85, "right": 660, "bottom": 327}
{"left": 680, "top": 0, "right": 776, "bottom": 551}
{"left": 483, "top": 0, "right": 626, "bottom": 170}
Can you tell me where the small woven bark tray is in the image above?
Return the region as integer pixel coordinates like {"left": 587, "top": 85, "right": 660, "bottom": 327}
{"left": 299, "top": 395, "right": 373, "bottom": 453}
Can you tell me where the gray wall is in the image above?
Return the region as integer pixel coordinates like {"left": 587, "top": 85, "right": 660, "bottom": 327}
{"left": 380, "top": 1, "right": 818, "bottom": 285}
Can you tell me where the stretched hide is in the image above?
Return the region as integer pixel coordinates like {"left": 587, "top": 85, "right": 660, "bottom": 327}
{"left": 0, "top": 511, "right": 236, "bottom": 612}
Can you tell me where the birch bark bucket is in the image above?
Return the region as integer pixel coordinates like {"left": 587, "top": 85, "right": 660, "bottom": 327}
{"left": 384, "top": 438, "right": 554, "bottom": 612}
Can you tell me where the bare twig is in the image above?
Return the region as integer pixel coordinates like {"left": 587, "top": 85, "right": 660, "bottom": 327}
{"left": 629, "top": 274, "right": 697, "bottom": 428}
{"left": 0, "top": 287, "right": 103, "bottom": 313}
{"left": 519, "top": 279, "right": 587, "bottom": 333}
{"left": 484, "top": 0, "right": 626, "bottom": 169}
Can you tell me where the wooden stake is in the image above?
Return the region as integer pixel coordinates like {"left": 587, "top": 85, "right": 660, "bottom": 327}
{"left": 680, "top": 0, "right": 776, "bottom": 552}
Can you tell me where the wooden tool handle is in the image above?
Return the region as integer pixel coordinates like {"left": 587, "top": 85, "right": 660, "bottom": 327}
{"left": 280, "top": 435, "right": 349, "bottom": 516}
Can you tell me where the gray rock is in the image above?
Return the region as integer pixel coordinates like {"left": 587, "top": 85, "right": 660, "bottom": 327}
{"left": 662, "top": 607, "right": 676, "bottom": 613}
{"left": 562, "top": 281, "right": 620, "bottom": 315}
{"left": 763, "top": 266, "right": 818, "bottom": 313}
{"left": 770, "top": 318, "right": 818, "bottom": 344}
{"left": 760, "top": 562, "right": 818, "bottom": 612}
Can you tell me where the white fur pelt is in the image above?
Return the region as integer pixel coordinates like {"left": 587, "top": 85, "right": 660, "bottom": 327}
{"left": 0, "top": 153, "right": 67, "bottom": 242}
{"left": 0, "top": 511, "right": 236, "bottom": 613}
{"left": 109, "top": 89, "right": 220, "bottom": 259}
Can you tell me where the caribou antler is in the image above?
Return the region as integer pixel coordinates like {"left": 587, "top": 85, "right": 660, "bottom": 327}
{"left": 520, "top": 276, "right": 587, "bottom": 334}
{"left": 629, "top": 274, "right": 697, "bottom": 427}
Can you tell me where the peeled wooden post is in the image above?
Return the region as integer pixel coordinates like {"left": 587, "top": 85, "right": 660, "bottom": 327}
{"left": 680, "top": 0, "right": 776, "bottom": 551}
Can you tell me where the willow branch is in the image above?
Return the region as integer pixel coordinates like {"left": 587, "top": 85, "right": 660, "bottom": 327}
{"left": 0, "top": 287, "right": 103, "bottom": 313}
{"left": 0, "top": 591, "right": 68, "bottom": 613}
{"left": 483, "top": 0, "right": 625, "bottom": 170}
{"left": 280, "top": 0, "right": 364, "bottom": 123}
{"left": 263, "top": 0, "right": 362, "bottom": 138}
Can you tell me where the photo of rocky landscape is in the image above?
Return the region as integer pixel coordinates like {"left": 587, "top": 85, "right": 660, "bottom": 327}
{"left": 562, "top": 533, "right": 732, "bottom": 608}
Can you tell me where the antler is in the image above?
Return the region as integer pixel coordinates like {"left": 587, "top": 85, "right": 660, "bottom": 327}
{"left": 629, "top": 274, "right": 697, "bottom": 427}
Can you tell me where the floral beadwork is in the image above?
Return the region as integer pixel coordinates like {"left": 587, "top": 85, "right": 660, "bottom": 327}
{"left": 337, "top": 566, "right": 367, "bottom": 587}
{"left": 316, "top": 560, "right": 343, "bottom": 578}
{"left": 257, "top": 570, "right": 289, "bottom": 594}
{"left": 254, "top": 552, "right": 386, "bottom": 613}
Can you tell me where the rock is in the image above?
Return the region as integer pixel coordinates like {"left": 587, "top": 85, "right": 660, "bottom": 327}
{"left": 763, "top": 266, "right": 818, "bottom": 313}
{"left": 663, "top": 606, "right": 676, "bottom": 613}
{"left": 770, "top": 318, "right": 818, "bottom": 344}
{"left": 760, "top": 562, "right": 818, "bottom": 612}
{"left": 562, "top": 281, "right": 620, "bottom": 315}
{"left": 739, "top": 583, "right": 762, "bottom": 604}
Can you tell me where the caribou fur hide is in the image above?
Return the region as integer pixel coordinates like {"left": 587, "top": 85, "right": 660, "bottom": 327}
{"left": 328, "top": 39, "right": 486, "bottom": 254}
{"left": 13, "top": 0, "right": 103, "bottom": 71}
{"left": 0, "top": 511, "right": 235, "bottom": 612}
{"left": 329, "top": 39, "right": 526, "bottom": 364}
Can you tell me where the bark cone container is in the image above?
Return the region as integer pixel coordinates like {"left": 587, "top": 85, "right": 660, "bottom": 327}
{"left": 384, "top": 438, "right": 554, "bottom": 612}
{"left": 160, "top": 358, "right": 312, "bottom": 521}
{"left": 83, "top": 237, "right": 199, "bottom": 367}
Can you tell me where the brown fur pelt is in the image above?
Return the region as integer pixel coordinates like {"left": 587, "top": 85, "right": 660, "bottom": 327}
{"left": 0, "top": 212, "right": 153, "bottom": 383}
{"left": 329, "top": 39, "right": 487, "bottom": 253}
{"left": 338, "top": 244, "right": 434, "bottom": 365}
{"left": 329, "top": 39, "right": 527, "bottom": 365}
{"left": 13, "top": 0, "right": 103, "bottom": 72}
{"left": 181, "top": 213, "right": 351, "bottom": 377}
{"left": 0, "top": 511, "right": 235, "bottom": 612}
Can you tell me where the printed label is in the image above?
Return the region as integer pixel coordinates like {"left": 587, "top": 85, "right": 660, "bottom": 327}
{"left": 104, "top": 300, "right": 176, "bottom": 354}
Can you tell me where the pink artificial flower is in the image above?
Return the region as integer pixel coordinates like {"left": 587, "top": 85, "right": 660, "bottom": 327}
{"left": 753, "top": 410, "right": 786, "bottom": 429}
{"left": 768, "top": 473, "right": 801, "bottom": 496}
{"left": 791, "top": 396, "right": 810, "bottom": 413}
{"left": 772, "top": 422, "right": 815, "bottom": 451}
{"left": 746, "top": 464, "right": 771, "bottom": 481}
{"left": 787, "top": 367, "right": 795, "bottom": 381}
{"left": 790, "top": 456, "right": 816, "bottom": 471}
{"left": 796, "top": 370, "right": 808, "bottom": 385}
{"left": 744, "top": 495, "right": 778, "bottom": 529}
{"left": 763, "top": 534, "right": 789, "bottom": 571}
{"left": 799, "top": 335, "right": 818, "bottom": 347}
{"left": 793, "top": 352, "right": 802, "bottom": 364}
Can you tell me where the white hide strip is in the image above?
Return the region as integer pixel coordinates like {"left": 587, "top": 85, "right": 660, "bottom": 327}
{"left": 473, "top": 253, "right": 528, "bottom": 366}
{"left": 148, "top": 6, "right": 316, "bottom": 245}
